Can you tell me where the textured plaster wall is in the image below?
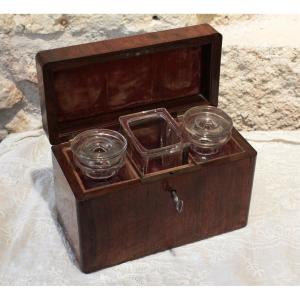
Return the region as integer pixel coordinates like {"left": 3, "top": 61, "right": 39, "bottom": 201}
{"left": 0, "top": 14, "right": 299, "bottom": 140}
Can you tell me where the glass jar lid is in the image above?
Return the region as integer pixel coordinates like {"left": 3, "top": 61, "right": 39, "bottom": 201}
{"left": 71, "top": 129, "right": 127, "bottom": 161}
{"left": 183, "top": 106, "right": 233, "bottom": 139}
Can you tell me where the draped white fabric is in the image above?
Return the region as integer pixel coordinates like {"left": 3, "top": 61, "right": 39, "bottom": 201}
{"left": 0, "top": 130, "right": 299, "bottom": 285}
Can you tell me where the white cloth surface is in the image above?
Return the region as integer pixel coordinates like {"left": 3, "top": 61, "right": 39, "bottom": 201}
{"left": 0, "top": 129, "right": 299, "bottom": 285}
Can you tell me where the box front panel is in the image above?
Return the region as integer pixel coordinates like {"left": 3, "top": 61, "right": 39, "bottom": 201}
{"left": 79, "top": 156, "right": 255, "bottom": 272}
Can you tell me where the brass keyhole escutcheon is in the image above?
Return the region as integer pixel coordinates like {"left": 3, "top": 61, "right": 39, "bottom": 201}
{"left": 171, "top": 190, "right": 183, "bottom": 213}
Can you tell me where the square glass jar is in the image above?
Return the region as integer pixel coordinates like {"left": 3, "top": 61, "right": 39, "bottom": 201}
{"left": 119, "top": 108, "right": 185, "bottom": 176}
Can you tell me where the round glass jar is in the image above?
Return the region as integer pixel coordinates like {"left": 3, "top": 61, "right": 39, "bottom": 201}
{"left": 183, "top": 106, "right": 233, "bottom": 156}
{"left": 71, "top": 129, "right": 127, "bottom": 180}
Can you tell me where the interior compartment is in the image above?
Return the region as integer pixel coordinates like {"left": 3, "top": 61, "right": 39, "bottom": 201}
{"left": 130, "top": 116, "right": 181, "bottom": 150}
{"left": 59, "top": 122, "right": 245, "bottom": 192}
{"left": 176, "top": 116, "right": 244, "bottom": 163}
{"left": 189, "top": 136, "right": 244, "bottom": 164}
{"left": 62, "top": 147, "right": 139, "bottom": 192}
{"left": 119, "top": 108, "right": 188, "bottom": 176}
{"left": 126, "top": 143, "right": 191, "bottom": 176}
{"left": 128, "top": 116, "right": 186, "bottom": 172}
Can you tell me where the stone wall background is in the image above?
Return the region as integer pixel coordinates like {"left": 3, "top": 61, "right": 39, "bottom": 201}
{"left": 0, "top": 14, "right": 299, "bottom": 140}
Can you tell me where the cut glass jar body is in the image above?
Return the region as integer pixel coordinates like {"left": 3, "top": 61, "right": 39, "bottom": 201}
{"left": 70, "top": 129, "right": 127, "bottom": 179}
{"left": 119, "top": 108, "right": 185, "bottom": 176}
{"left": 183, "top": 106, "right": 233, "bottom": 160}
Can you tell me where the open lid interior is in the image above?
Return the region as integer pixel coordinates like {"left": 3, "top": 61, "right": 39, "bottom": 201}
{"left": 36, "top": 24, "right": 222, "bottom": 145}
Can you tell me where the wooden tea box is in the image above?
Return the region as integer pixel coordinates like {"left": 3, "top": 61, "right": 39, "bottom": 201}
{"left": 36, "top": 24, "right": 256, "bottom": 273}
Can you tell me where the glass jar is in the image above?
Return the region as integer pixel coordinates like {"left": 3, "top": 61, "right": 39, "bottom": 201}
{"left": 70, "top": 129, "right": 127, "bottom": 180}
{"left": 183, "top": 106, "right": 233, "bottom": 157}
{"left": 119, "top": 108, "right": 185, "bottom": 176}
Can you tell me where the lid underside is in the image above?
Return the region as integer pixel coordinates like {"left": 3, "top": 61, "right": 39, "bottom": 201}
{"left": 36, "top": 24, "right": 222, "bottom": 145}
{"left": 54, "top": 47, "right": 201, "bottom": 123}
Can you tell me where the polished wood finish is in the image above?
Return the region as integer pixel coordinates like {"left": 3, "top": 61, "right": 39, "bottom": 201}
{"left": 52, "top": 129, "right": 256, "bottom": 273}
{"left": 37, "top": 24, "right": 256, "bottom": 273}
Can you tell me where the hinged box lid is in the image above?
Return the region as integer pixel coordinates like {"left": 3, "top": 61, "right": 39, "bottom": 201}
{"left": 36, "top": 24, "right": 222, "bottom": 145}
